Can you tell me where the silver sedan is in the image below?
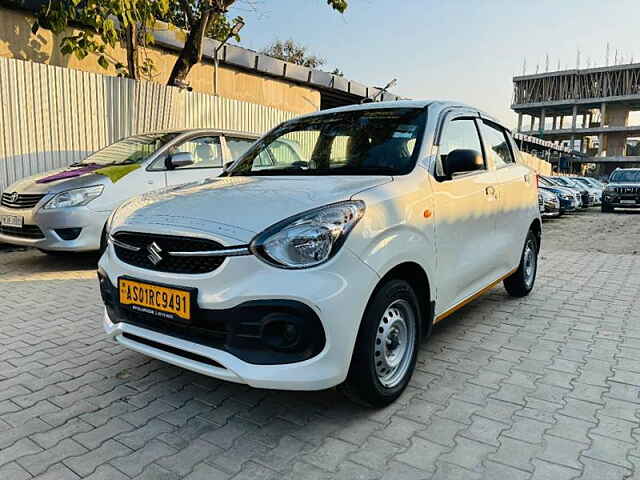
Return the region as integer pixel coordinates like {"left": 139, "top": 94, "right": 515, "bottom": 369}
{"left": 0, "top": 129, "right": 258, "bottom": 253}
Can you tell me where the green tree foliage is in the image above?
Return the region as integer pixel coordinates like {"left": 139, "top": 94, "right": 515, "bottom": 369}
{"left": 261, "top": 40, "right": 325, "bottom": 69}
{"left": 34, "top": 0, "right": 348, "bottom": 87}
{"left": 33, "top": 0, "right": 169, "bottom": 79}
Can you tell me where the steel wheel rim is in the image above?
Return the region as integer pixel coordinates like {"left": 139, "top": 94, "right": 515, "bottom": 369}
{"left": 374, "top": 299, "right": 416, "bottom": 388}
{"left": 523, "top": 239, "right": 536, "bottom": 288}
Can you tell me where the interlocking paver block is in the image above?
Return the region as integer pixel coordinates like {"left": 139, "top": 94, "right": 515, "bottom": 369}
{"left": 303, "top": 437, "right": 359, "bottom": 472}
{"left": 396, "top": 437, "right": 449, "bottom": 472}
{"left": 537, "top": 435, "right": 584, "bottom": 470}
{"left": 17, "top": 438, "right": 87, "bottom": 476}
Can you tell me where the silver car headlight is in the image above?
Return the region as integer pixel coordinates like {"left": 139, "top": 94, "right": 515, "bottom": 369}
{"left": 43, "top": 185, "right": 104, "bottom": 209}
{"left": 250, "top": 201, "right": 366, "bottom": 269}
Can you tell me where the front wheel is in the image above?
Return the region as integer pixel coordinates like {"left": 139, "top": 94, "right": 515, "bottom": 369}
{"left": 345, "top": 279, "right": 421, "bottom": 407}
{"left": 601, "top": 204, "right": 613, "bottom": 213}
{"left": 504, "top": 230, "right": 538, "bottom": 297}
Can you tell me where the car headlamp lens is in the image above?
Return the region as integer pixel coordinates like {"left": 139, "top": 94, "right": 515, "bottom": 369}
{"left": 250, "top": 201, "right": 365, "bottom": 269}
{"left": 43, "top": 185, "right": 104, "bottom": 209}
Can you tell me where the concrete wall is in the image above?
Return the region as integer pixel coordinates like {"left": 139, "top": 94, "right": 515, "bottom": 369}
{"left": 0, "top": 6, "right": 321, "bottom": 115}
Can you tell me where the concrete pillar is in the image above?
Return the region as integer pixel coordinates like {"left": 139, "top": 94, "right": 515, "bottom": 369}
{"left": 552, "top": 116, "right": 557, "bottom": 130}
{"left": 517, "top": 113, "right": 522, "bottom": 133}
{"left": 530, "top": 115, "right": 536, "bottom": 131}
{"left": 559, "top": 115, "right": 563, "bottom": 129}
{"left": 601, "top": 102, "right": 607, "bottom": 127}
{"left": 570, "top": 105, "right": 577, "bottom": 150}
{"left": 598, "top": 133, "right": 605, "bottom": 156}
{"left": 540, "top": 109, "right": 546, "bottom": 135}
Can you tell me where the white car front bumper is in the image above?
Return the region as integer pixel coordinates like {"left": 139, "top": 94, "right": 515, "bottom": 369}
{"left": 99, "top": 243, "right": 380, "bottom": 391}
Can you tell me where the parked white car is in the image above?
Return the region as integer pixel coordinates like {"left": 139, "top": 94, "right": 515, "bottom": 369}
{"left": 0, "top": 129, "right": 258, "bottom": 253}
{"left": 99, "top": 101, "right": 541, "bottom": 406}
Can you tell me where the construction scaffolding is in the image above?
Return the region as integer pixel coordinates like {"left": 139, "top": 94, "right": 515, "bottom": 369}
{"left": 512, "top": 63, "right": 640, "bottom": 175}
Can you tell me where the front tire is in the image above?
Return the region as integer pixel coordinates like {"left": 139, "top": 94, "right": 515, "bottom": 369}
{"left": 601, "top": 204, "right": 613, "bottom": 213}
{"left": 504, "top": 230, "right": 538, "bottom": 297}
{"left": 345, "top": 279, "right": 421, "bottom": 407}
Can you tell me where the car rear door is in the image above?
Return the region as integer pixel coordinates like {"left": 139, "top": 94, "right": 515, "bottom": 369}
{"left": 430, "top": 112, "right": 501, "bottom": 315}
{"left": 478, "top": 119, "right": 536, "bottom": 273}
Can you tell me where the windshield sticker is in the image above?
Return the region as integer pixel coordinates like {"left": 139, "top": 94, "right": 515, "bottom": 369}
{"left": 36, "top": 164, "right": 103, "bottom": 184}
{"left": 95, "top": 164, "right": 141, "bottom": 183}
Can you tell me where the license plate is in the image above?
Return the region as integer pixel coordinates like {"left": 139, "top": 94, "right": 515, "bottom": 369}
{"left": 119, "top": 278, "right": 193, "bottom": 321}
{"left": 0, "top": 215, "right": 23, "bottom": 227}
{"left": 620, "top": 199, "right": 636, "bottom": 204}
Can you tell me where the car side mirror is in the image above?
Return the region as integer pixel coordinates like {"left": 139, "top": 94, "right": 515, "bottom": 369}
{"left": 443, "top": 149, "right": 484, "bottom": 178}
{"left": 165, "top": 152, "right": 194, "bottom": 170}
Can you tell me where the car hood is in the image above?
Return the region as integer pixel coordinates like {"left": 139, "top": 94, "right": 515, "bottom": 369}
{"left": 110, "top": 175, "right": 392, "bottom": 243}
{"left": 4, "top": 166, "right": 116, "bottom": 194}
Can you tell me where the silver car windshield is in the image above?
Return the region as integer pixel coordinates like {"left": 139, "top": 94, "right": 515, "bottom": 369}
{"left": 227, "top": 108, "right": 427, "bottom": 176}
{"left": 76, "top": 133, "right": 178, "bottom": 167}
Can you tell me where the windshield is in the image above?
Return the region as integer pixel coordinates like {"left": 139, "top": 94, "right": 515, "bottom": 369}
{"left": 553, "top": 177, "right": 578, "bottom": 187}
{"left": 540, "top": 176, "right": 561, "bottom": 187}
{"left": 226, "top": 108, "right": 427, "bottom": 176}
{"left": 610, "top": 170, "right": 640, "bottom": 183}
{"left": 77, "top": 133, "right": 178, "bottom": 167}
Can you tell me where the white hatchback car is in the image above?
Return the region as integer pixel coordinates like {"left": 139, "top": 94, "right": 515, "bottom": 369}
{"left": 99, "top": 101, "right": 541, "bottom": 406}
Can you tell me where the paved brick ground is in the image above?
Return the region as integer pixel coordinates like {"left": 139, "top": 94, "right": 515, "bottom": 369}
{"left": 1, "top": 210, "right": 640, "bottom": 479}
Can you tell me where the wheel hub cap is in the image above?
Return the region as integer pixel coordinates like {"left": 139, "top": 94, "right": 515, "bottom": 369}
{"left": 374, "top": 299, "right": 416, "bottom": 388}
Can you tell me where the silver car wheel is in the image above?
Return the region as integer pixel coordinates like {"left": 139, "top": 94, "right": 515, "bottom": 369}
{"left": 523, "top": 239, "right": 536, "bottom": 288}
{"left": 374, "top": 299, "right": 416, "bottom": 388}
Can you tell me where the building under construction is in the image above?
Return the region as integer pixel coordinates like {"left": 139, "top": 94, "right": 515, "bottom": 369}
{"left": 512, "top": 63, "right": 640, "bottom": 176}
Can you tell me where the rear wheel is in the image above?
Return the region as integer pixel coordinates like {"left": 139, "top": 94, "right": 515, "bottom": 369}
{"left": 504, "top": 230, "right": 538, "bottom": 297}
{"left": 345, "top": 279, "right": 421, "bottom": 407}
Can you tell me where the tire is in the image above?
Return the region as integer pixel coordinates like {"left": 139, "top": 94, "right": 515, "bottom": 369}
{"left": 345, "top": 279, "right": 421, "bottom": 407}
{"left": 601, "top": 204, "right": 613, "bottom": 213}
{"left": 504, "top": 230, "right": 538, "bottom": 298}
{"left": 99, "top": 224, "right": 108, "bottom": 255}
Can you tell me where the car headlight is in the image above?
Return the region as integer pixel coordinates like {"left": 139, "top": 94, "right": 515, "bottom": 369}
{"left": 250, "top": 201, "right": 366, "bottom": 269}
{"left": 43, "top": 185, "right": 104, "bottom": 209}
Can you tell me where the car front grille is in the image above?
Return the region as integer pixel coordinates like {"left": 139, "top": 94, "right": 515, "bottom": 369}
{"left": 112, "top": 231, "right": 227, "bottom": 274}
{"left": 1, "top": 193, "right": 46, "bottom": 209}
{"left": 0, "top": 224, "right": 45, "bottom": 239}
{"left": 613, "top": 186, "right": 640, "bottom": 194}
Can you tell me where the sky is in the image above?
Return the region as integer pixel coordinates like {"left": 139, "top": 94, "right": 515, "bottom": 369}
{"left": 227, "top": 0, "right": 640, "bottom": 127}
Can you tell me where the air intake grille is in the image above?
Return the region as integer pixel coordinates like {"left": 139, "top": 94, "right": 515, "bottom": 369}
{"left": 1, "top": 193, "right": 46, "bottom": 209}
{"left": 0, "top": 225, "right": 45, "bottom": 239}
{"left": 112, "top": 232, "right": 226, "bottom": 274}
{"left": 614, "top": 186, "right": 640, "bottom": 194}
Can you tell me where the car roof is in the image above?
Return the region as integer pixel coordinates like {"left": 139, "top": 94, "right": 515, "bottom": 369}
{"left": 131, "top": 128, "right": 260, "bottom": 138}
{"left": 289, "top": 100, "right": 507, "bottom": 130}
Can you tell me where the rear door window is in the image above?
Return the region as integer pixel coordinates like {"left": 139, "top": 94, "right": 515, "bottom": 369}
{"left": 479, "top": 122, "right": 515, "bottom": 168}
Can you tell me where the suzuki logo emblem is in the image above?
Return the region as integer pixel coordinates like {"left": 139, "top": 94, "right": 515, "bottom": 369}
{"left": 146, "top": 242, "right": 163, "bottom": 265}
{"left": 9, "top": 192, "right": 18, "bottom": 203}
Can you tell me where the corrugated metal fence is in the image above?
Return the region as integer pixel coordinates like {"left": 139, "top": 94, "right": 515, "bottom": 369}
{"left": 0, "top": 57, "right": 297, "bottom": 192}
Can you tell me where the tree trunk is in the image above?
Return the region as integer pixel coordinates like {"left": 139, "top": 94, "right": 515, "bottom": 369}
{"left": 124, "top": 22, "right": 138, "bottom": 80}
{"left": 167, "top": 9, "right": 214, "bottom": 87}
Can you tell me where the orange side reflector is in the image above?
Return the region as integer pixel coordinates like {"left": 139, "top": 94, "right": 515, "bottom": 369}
{"left": 423, "top": 210, "right": 432, "bottom": 218}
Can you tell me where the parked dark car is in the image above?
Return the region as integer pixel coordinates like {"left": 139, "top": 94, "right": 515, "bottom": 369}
{"left": 602, "top": 168, "right": 640, "bottom": 212}
{"left": 538, "top": 177, "right": 579, "bottom": 212}
{"left": 547, "top": 176, "right": 592, "bottom": 207}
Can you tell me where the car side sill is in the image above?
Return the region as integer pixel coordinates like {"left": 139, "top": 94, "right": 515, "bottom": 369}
{"left": 434, "top": 268, "right": 518, "bottom": 324}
